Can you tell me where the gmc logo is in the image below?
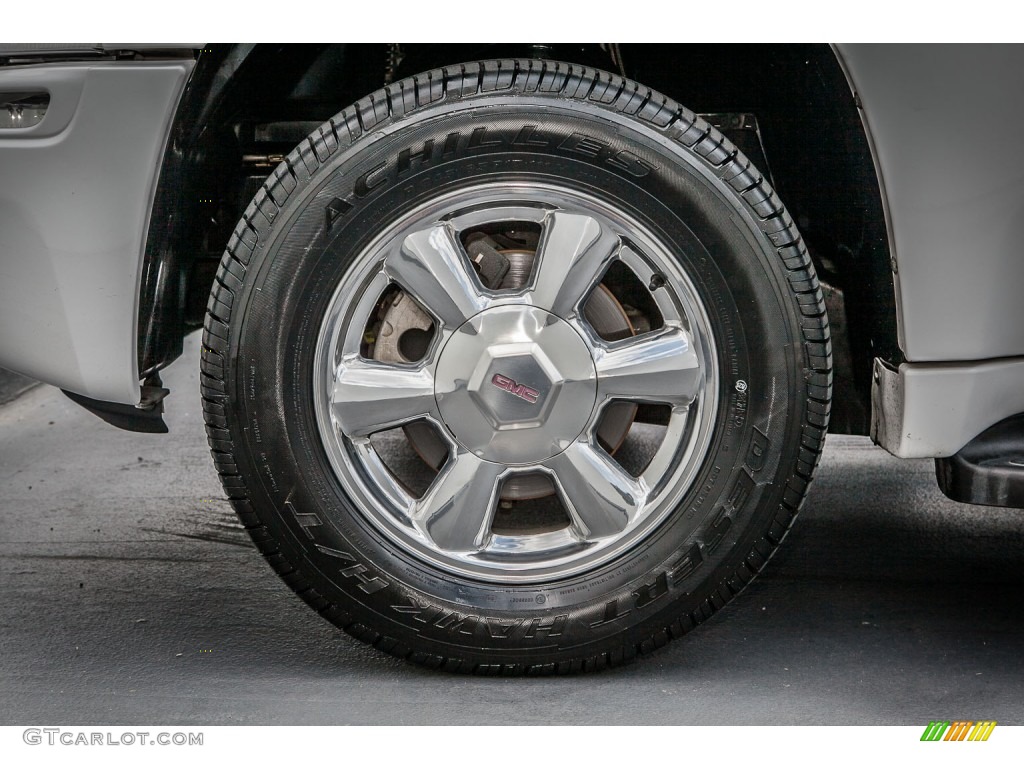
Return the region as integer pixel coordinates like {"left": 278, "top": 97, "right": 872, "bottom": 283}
{"left": 491, "top": 373, "right": 540, "bottom": 404}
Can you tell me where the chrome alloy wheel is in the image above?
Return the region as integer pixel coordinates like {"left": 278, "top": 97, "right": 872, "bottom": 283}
{"left": 314, "top": 183, "right": 719, "bottom": 583}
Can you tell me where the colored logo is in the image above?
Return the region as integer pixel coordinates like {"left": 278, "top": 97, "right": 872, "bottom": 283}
{"left": 491, "top": 373, "right": 540, "bottom": 404}
{"left": 920, "top": 721, "right": 997, "bottom": 741}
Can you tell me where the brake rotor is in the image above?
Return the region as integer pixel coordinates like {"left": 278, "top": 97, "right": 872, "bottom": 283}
{"left": 373, "top": 248, "right": 637, "bottom": 500}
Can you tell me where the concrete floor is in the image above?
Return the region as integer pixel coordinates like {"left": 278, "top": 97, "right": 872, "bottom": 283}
{"left": 0, "top": 367, "right": 36, "bottom": 406}
{"left": 1, "top": 331, "right": 1021, "bottom": 725}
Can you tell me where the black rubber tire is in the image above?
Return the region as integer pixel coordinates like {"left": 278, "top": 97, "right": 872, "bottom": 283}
{"left": 201, "top": 59, "right": 831, "bottom": 674}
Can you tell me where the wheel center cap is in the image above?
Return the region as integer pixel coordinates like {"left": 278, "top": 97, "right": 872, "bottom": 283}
{"left": 434, "top": 306, "right": 598, "bottom": 465}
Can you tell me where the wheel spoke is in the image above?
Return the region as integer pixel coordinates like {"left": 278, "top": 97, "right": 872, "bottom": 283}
{"left": 414, "top": 452, "right": 503, "bottom": 552}
{"left": 385, "top": 224, "right": 488, "bottom": 329}
{"left": 530, "top": 212, "right": 620, "bottom": 317}
{"left": 547, "top": 441, "right": 645, "bottom": 539}
{"left": 595, "top": 326, "right": 701, "bottom": 406}
{"left": 331, "top": 358, "right": 435, "bottom": 437}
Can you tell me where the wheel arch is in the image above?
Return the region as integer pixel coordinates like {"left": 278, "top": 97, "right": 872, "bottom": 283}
{"left": 141, "top": 43, "right": 896, "bottom": 435}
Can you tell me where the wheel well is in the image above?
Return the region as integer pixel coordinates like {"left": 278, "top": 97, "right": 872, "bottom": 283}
{"left": 141, "top": 43, "right": 894, "bottom": 435}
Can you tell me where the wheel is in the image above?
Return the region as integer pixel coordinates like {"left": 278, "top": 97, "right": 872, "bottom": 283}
{"left": 201, "top": 59, "right": 831, "bottom": 673}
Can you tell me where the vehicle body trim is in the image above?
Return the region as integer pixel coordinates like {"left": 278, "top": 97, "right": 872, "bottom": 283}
{"left": 839, "top": 44, "right": 1024, "bottom": 364}
{"left": 831, "top": 44, "right": 905, "bottom": 358}
{"left": 0, "top": 59, "right": 193, "bottom": 404}
{"left": 871, "top": 356, "right": 1024, "bottom": 458}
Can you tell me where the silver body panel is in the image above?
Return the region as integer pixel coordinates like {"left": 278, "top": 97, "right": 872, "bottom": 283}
{"left": 840, "top": 44, "right": 1024, "bottom": 457}
{"left": 839, "top": 44, "right": 1024, "bottom": 363}
{"left": 0, "top": 60, "right": 192, "bottom": 404}
{"left": 872, "top": 358, "right": 1024, "bottom": 458}
{"left": 0, "top": 45, "right": 201, "bottom": 55}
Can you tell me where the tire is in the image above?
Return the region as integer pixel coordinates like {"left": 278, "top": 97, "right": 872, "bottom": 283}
{"left": 201, "top": 59, "right": 831, "bottom": 674}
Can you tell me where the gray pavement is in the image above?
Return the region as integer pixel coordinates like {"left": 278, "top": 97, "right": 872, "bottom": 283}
{"left": 0, "top": 331, "right": 1021, "bottom": 725}
{"left": 0, "top": 367, "right": 37, "bottom": 406}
